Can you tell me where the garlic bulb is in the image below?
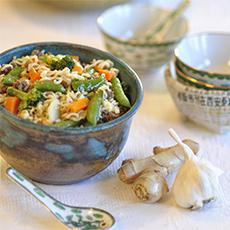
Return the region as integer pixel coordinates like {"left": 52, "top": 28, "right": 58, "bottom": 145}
{"left": 169, "top": 129, "right": 223, "bottom": 210}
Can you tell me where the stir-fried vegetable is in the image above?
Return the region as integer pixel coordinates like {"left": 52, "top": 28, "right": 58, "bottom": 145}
{"left": 94, "top": 66, "right": 115, "bottom": 81}
{"left": 7, "top": 87, "right": 28, "bottom": 100}
{"left": 4, "top": 96, "right": 20, "bottom": 114}
{"left": 51, "top": 56, "right": 75, "bottom": 71}
{"left": 39, "top": 54, "right": 57, "bottom": 65}
{"left": 72, "top": 76, "right": 105, "bottom": 92}
{"left": 7, "top": 87, "right": 42, "bottom": 110}
{"left": 29, "top": 68, "right": 40, "bottom": 82}
{"left": 2, "top": 67, "right": 23, "bottom": 85}
{"left": 111, "top": 77, "right": 131, "bottom": 108}
{"left": 67, "top": 98, "right": 90, "bottom": 113}
{"left": 0, "top": 50, "right": 131, "bottom": 127}
{"left": 48, "top": 97, "right": 59, "bottom": 122}
{"left": 35, "top": 80, "right": 66, "bottom": 93}
{"left": 72, "top": 65, "right": 83, "bottom": 74}
{"left": 53, "top": 120, "right": 80, "bottom": 127}
{"left": 87, "top": 90, "right": 103, "bottom": 126}
{"left": 29, "top": 88, "right": 43, "bottom": 104}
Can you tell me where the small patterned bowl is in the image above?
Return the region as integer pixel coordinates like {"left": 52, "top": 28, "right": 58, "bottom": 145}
{"left": 174, "top": 60, "right": 230, "bottom": 90}
{"left": 175, "top": 33, "right": 230, "bottom": 87}
{"left": 97, "top": 3, "right": 188, "bottom": 71}
{"left": 165, "top": 64, "right": 230, "bottom": 133}
{"left": 0, "top": 42, "right": 143, "bottom": 184}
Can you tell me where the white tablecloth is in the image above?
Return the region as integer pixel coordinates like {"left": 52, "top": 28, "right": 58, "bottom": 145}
{"left": 1, "top": 0, "right": 230, "bottom": 229}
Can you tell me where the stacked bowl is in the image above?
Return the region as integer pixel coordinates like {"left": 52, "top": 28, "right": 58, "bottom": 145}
{"left": 165, "top": 33, "right": 230, "bottom": 133}
{"left": 97, "top": 3, "right": 188, "bottom": 71}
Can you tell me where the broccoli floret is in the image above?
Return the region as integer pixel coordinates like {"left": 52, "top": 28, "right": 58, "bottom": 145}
{"left": 39, "top": 54, "right": 54, "bottom": 65}
{"left": 7, "top": 87, "right": 42, "bottom": 110}
{"left": 2, "top": 67, "right": 23, "bottom": 85}
{"left": 18, "top": 100, "right": 28, "bottom": 111}
{"left": 7, "top": 87, "right": 28, "bottom": 100}
{"left": 51, "top": 56, "right": 75, "bottom": 71}
{"left": 28, "top": 88, "right": 42, "bottom": 104}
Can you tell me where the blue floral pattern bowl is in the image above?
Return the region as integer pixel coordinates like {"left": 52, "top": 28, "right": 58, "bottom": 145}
{"left": 0, "top": 42, "right": 143, "bottom": 184}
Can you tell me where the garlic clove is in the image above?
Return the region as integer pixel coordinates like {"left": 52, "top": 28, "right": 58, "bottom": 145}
{"left": 132, "top": 171, "right": 169, "bottom": 203}
{"left": 172, "top": 159, "right": 221, "bottom": 209}
{"left": 169, "top": 129, "right": 223, "bottom": 210}
{"left": 199, "top": 158, "right": 223, "bottom": 177}
{"left": 168, "top": 128, "right": 194, "bottom": 160}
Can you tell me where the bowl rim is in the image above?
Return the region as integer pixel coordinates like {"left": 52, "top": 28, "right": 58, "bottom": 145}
{"left": 0, "top": 42, "right": 143, "bottom": 134}
{"left": 174, "top": 32, "right": 230, "bottom": 77}
{"left": 166, "top": 63, "right": 230, "bottom": 93}
{"left": 175, "top": 61, "right": 230, "bottom": 90}
{"left": 97, "top": 3, "right": 188, "bottom": 47}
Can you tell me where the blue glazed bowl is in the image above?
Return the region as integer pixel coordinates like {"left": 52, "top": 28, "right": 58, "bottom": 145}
{"left": 0, "top": 42, "right": 143, "bottom": 184}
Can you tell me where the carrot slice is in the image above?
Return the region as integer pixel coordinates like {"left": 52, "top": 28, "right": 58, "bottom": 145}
{"left": 29, "top": 68, "right": 40, "bottom": 82}
{"left": 72, "top": 56, "right": 80, "bottom": 61}
{"left": 72, "top": 65, "right": 83, "bottom": 74}
{"left": 4, "top": 96, "right": 20, "bottom": 114}
{"left": 94, "top": 66, "right": 115, "bottom": 81}
{"left": 67, "top": 98, "right": 90, "bottom": 113}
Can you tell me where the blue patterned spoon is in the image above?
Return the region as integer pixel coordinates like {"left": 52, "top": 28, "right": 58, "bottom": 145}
{"left": 6, "top": 167, "right": 115, "bottom": 230}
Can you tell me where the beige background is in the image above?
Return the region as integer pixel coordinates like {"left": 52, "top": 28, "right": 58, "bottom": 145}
{"left": 0, "top": 0, "right": 230, "bottom": 229}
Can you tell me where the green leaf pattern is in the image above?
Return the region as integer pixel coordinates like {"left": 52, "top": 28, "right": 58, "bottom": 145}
{"left": 7, "top": 168, "right": 113, "bottom": 230}
{"left": 104, "top": 36, "right": 175, "bottom": 69}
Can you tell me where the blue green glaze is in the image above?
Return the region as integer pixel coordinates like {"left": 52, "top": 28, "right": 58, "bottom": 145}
{"left": 45, "top": 143, "right": 74, "bottom": 161}
{"left": 0, "top": 119, "right": 27, "bottom": 148}
{"left": 0, "top": 42, "right": 143, "bottom": 184}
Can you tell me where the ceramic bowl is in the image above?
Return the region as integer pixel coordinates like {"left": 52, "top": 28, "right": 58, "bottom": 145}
{"left": 165, "top": 64, "right": 230, "bottom": 133}
{"left": 174, "top": 60, "right": 230, "bottom": 90}
{"left": 175, "top": 33, "right": 230, "bottom": 87}
{"left": 97, "top": 3, "right": 188, "bottom": 71}
{"left": 0, "top": 42, "right": 143, "bottom": 185}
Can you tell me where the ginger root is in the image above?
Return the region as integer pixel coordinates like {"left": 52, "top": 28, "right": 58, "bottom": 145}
{"left": 153, "top": 139, "right": 199, "bottom": 155}
{"left": 132, "top": 170, "right": 169, "bottom": 203}
{"left": 118, "top": 139, "right": 199, "bottom": 184}
{"left": 117, "top": 139, "right": 199, "bottom": 203}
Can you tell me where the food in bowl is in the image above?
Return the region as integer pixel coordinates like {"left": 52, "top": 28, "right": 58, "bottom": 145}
{"left": 0, "top": 50, "right": 131, "bottom": 127}
{"left": 0, "top": 42, "right": 143, "bottom": 184}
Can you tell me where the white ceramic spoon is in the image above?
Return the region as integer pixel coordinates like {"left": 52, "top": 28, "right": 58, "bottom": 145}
{"left": 6, "top": 167, "right": 115, "bottom": 230}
